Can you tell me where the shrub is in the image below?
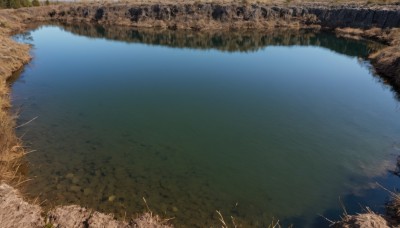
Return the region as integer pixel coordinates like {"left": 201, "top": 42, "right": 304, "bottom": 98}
{"left": 32, "top": 0, "right": 39, "bottom": 6}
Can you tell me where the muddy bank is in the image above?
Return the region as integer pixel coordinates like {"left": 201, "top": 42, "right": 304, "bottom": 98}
{"left": 0, "top": 183, "right": 171, "bottom": 228}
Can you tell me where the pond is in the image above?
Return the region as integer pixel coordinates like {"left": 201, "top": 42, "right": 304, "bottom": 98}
{"left": 11, "top": 24, "right": 400, "bottom": 227}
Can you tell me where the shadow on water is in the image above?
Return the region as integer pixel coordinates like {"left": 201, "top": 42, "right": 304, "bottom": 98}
{"left": 278, "top": 169, "right": 399, "bottom": 227}
{"left": 304, "top": 157, "right": 400, "bottom": 227}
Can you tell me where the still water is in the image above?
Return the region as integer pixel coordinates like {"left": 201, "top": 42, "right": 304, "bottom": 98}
{"left": 11, "top": 25, "right": 400, "bottom": 227}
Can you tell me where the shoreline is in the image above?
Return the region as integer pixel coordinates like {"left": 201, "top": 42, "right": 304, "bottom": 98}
{"left": 1, "top": 2, "right": 400, "bottom": 227}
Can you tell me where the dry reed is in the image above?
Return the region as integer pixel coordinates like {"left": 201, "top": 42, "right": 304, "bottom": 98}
{"left": 0, "top": 10, "right": 31, "bottom": 183}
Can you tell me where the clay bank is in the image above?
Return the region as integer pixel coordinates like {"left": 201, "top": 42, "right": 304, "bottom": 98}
{"left": 0, "top": 2, "right": 400, "bottom": 228}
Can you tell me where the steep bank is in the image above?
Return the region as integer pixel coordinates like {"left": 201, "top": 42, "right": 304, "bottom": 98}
{"left": 12, "top": 2, "right": 400, "bottom": 83}
{"left": 334, "top": 27, "right": 400, "bottom": 91}
{"left": 2, "top": 2, "right": 400, "bottom": 228}
{"left": 0, "top": 9, "right": 30, "bottom": 182}
{"left": 23, "top": 3, "right": 400, "bottom": 29}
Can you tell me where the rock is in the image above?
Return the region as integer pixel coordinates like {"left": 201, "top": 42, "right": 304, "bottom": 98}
{"left": 94, "top": 8, "right": 104, "bottom": 21}
{"left": 108, "top": 195, "right": 116, "bottom": 202}
{"left": 128, "top": 7, "right": 143, "bottom": 22}
{"left": 48, "top": 205, "right": 91, "bottom": 228}
{"left": 211, "top": 5, "right": 229, "bottom": 21}
{"left": 49, "top": 205, "right": 147, "bottom": 227}
{"left": 88, "top": 211, "right": 130, "bottom": 228}
{"left": 65, "top": 173, "right": 74, "bottom": 179}
{"left": 0, "top": 183, "right": 44, "bottom": 227}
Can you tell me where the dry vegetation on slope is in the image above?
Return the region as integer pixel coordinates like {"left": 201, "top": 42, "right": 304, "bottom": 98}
{"left": 0, "top": 10, "right": 30, "bottom": 182}
{"left": 335, "top": 27, "right": 400, "bottom": 88}
{"left": 369, "top": 29, "right": 400, "bottom": 81}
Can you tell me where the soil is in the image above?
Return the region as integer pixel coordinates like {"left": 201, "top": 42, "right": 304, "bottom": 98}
{"left": 0, "top": 183, "right": 172, "bottom": 228}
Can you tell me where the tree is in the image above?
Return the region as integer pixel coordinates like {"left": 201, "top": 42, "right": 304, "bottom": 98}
{"left": 21, "top": 0, "right": 31, "bottom": 7}
{"left": 0, "top": 0, "right": 6, "bottom": 8}
{"left": 31, "top": 0, "right": 39, "bottom": 6}
{"left": 9, "top": 0, "right": 22, "bottom": 8}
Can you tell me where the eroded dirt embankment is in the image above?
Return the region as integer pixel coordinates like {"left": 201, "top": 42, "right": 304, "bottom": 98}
{"left": 30, "top": 3, "right": 400, "bottom": 29}
{"left": 14, "top": 3, "right": 400, "bottom": 83}
{"left": 1, "top": 2, "right": 400, "bottom": 227}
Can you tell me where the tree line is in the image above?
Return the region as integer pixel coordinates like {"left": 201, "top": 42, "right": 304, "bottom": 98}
{"left": 0, "top": 0, "right": 49, "bottom": 8}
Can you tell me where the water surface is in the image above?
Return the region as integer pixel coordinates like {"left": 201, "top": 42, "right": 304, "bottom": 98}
{"left": 11, "top": 25, "right": 400, "bottom": 227}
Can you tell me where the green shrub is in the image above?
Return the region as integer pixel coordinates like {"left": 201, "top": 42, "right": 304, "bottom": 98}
{"left": 0, "top": 0, "right": 33, "bottom": 8}
{"left": 31, "top": 0, "right": 39, "bottom": 6}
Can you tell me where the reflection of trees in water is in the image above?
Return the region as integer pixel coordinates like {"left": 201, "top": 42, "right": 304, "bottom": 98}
{"left": 13, "top": 31, "right": 33, "bottom": 44}
{"left": 52, "top": 22, "right": 400, "bottom": 100}
{"left": 58, "top": 23, "right": 383, "bottom": 58}
{"left": 29, "top": 22, "right": 400, "bottom": 99}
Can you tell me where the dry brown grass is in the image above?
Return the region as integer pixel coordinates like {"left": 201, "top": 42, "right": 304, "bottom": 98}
{"left": 130, "top": 198, "right": 173, "bottom": 227}
{"left": 381, "top": 184, "right": 400, "bottom": 225}
{"left": 331, "top": 209, "right": 390, "bottom": 228}
{"left": 387, "top": 193, "right": 400, "bottom": 220}
{"left": 334, "top": 27, "right": 400, "bottom": 83}
{"left": 133, "top": 212, "right": 173, "bottom": 228}
{"left": 216, "top": 210, "right": 284, "bottom": 228}
{"left": 368, "top": 29, "right": 400, "bottom": 80}
{"left": 0, "top": 10, "right": 31, "bottom": 183}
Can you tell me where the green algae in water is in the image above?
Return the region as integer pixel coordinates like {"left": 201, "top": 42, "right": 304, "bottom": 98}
{"left": 12, "top": 26, "right": 400, "bottom": 227}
